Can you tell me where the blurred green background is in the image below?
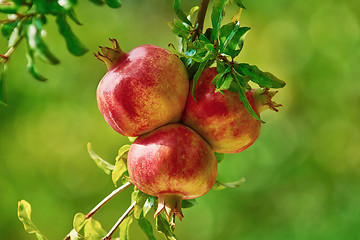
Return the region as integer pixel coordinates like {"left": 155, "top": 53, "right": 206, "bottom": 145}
{"left": 1, "top": 0, "right": 359, "bottom": 239}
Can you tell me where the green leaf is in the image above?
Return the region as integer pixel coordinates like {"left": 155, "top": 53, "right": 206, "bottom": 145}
{"left": 133, "top": 191, "right": 150, "bottom": 219}
{"left": 88, "top": 0, "right": 105, "bottom": 5}
{"left": 224, "top": 27, "right": 250, "bottom": 58}
{"left": 17, "top": 200, "right": 49, "bottom": 240}
{"left": 234, "top": 63, "right": 286, "bottom": 88}
{"left": 215, "top": 73, "right": 234, "bottom": 93}
{"left": 84, "top": 218, "right": 107, "bottom": 240}
{"left": 181, "top": 199, "right": 197, "bottom": 208}
{"left": 26, "top": 18, "right": 60, "bottom": 65}
{"left": 119, "top": 214, "right": 134, "bottom": 240}
{"left": 211, "top": 0, "right": 229, "bottom": 42}
{"left": 56, "top": 14, "right": 88, "bottom": 56}
{"left": 138, "top": 218, "right": 156, "bottom": 240}
{"left": 112, "top": 144, "right": 130, "bottom": 186}
{"left": 87, "top": 142, "right": 115, "bottom": 175}
{"left": 214, "top": 152, "right": 224, "bottom": 163}
{"left": 169, "top": 19, "right": 191, "bottom": 39}
{"left": 25, "top": 50, "right": 47, "bottom": 81}
{"left": 1, "top": 21, "right": 19, "bottom": 40}
{"left": 233, "top": 73, "right": 262, "bottom": 122}
{"left": 155, "top": 214, "right": 177, "bottom": 240}
{"left": 173, "top": 0, "right": 192, "bottom": 26}
{"left": 234, "top": 0, "right": 246, "bottom": 9}
{"left": 73, "top": 213, "right": 87, "bottom": 233}
{"left": 0, "top": 4, "right": 18, "bottom": 14}
{"left": 191, "top": 54, "right": 215, "bottom": 100}
{"left": 143, "top": 196, "right": 155, "bottom": 217}
{"left": 0, "top": 63, "right": 7, "bottom": 106}
{"left": 212, "top": 177, "right": 246, "bottom": 190}
{"left": 105, "top": 0, "right": 122, "bottom": 8}
{"left": 66, "top": 9, "right": 82, "bottom": 25}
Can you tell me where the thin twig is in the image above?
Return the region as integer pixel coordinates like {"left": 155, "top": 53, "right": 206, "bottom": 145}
{"left": 101, "top": 201, "right": 136, "bottom": 240}
{"left": 86, "top": 182, "right": 132, "bottom": 219}
{"left": 191, "top": 0, "right": 210, "bottom": 41}
{"left": 63, "top": 182, "right": 133, "bottom": 240}
{"left": 0, "top": 35, "right": 24, "bottom": 63}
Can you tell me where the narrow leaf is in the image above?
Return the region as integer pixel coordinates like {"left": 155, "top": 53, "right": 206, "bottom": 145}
{"left": 181, "top": 199, "right": 197, "bottom": 208}
{"left": 138, "top": 218, "right": 156, "bottom": 240}
{"left": 28, "top": 18, "right": 60, "bottom": 65}
{"left": 119, "top": 214, "right": 134, "bottom": 240}
{"left": 112, "top": 144, "right": 130, "bottom": 185}
{"left": 234, "top": 63, "right": 286, "bottom": 88}
{"left": 73, "top": 213, "right": 87, "bottom": 233}
{"left": 87, "top": 142, "right": 115, "bottom": 175}
{"left": 234, "top": 0, "right": 246, "bottom": 9}
{"left": 212, "top": 177, "right": 246, "bottom": 190}
{"left": 191, "top": 55, "right": 214, "bottom": 100}
{"left": 214, "top": 152, "right": 224, "bottom": 163}
{"left": 56, "top": 14, "right": 88, "bottom": 56}
{"left": 233, "top": 73, "right": 262, "bottom": 122}
{"left": 173, "top": 0, "right": 192, "bottom": 26}
{"left": 17, "top": 200, "right": 48, "bottom": 240}
{"left": 105, "top": 0, "right": 122, "bottom": 8}
{"left": 155, "top": 214, "right": 177, "bottom": 240}
{"left": 134, "top": 191, "right": 149, "bottom": 219}
{"left": 211, "top": 0, "right": 229, "bottom": 42}
{"left": 143, "top": 197, "right": 155, "bottom": 217}
{"left": 215, "top": 73, "right": 233, "bottom": 93}
{"left": 26, "top": 51, "right": 47, "bottom": 81}
{"left": 88, "top": 0, "right": 105, "bottom": 5}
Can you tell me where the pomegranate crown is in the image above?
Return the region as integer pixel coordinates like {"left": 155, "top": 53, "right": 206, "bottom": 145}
{"left": 253, "top": 87, "right": 282, "bottom": 114}
{"left": 94, "top": 38, "right": 126, "bottom": 70}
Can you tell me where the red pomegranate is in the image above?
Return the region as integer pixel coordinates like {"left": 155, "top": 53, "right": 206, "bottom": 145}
{"left": 95, "top": 39, "right": 189, "bottom": 137}
{"left": 182, "top": 67, "right": 280, "bottom": 153}
{"left": 127, "top": 123, "right": 217, "bottom": 226}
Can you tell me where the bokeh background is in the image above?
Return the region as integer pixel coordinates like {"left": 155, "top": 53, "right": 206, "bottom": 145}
{"left": 1, "top": 0, "right": 359, "bottom": 239}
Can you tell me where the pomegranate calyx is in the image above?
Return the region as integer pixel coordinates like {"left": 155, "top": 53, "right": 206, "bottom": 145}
{"left": 154, "top": 194, "right": 184, "bottom": 228}
{"left": 253, "top": 88, "right": 282, "bottom": 113}
{"left": 94, "top": 38, "right": 127, "bottom": 70}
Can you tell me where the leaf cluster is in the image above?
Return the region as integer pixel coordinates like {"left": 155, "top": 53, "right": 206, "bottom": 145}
{"left": 169, "top": 0, "right": 285, "bottom": 121}
{"left": 0, "top": 0, "right": 122, "bottom": 105}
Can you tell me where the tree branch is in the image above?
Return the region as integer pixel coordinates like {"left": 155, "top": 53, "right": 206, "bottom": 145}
{"left": 191, "top": 0, "right": 210, "bottom": 41}
{"left": 63, "top": 182, "right": 133, "bottom": 240}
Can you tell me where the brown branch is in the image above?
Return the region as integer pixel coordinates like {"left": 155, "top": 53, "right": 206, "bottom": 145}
{"left": 191, "top": 0, "right": 210, "bottom": 41}
{"left": 63, "top": 182, "right": 133, "bottom": 240}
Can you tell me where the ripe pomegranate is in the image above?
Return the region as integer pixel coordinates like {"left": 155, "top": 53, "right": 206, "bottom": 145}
{"left": 95, "top": 39, "right": 189, "bottom": 137}
{"left": 127, "top": 123, "right": 217, "bottom": 226}
{"left": 182, "top": 67, "right": 281, "bottom": 153}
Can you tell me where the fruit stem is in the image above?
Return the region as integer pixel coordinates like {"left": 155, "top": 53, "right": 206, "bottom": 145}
{"left": 63, "top": 182, "right": 133, "bottom": 240}
{"left": 94, "top": 38, "right": 127, "bottom": 70}
{"left": 101, "top": 201, "right": 136, "bottom": 240}
{"left": 191, "top": 0, "right": 210, "bottom": 41}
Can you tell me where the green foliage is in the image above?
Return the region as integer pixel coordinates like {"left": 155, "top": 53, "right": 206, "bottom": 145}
{"left": 87, "top": 142, "right": 115, "bottom": 175}
{"left": 169, "top": 0, "right": 285, "bottom": 121}
{"left": 212, "top": 177, "right": 246, "bottom": 190}
{"left": 17, "top": 200, "right": 48, "bottom": 240}
{"left": 0, "top": 0, "right": 121, "bottom": 105}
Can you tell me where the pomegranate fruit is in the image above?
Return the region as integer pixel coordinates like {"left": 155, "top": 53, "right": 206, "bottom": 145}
{"left": 127, "top": 123, "right": 217, "bottom": 226}
{"left": 182, "top": 67, "right": 281, "bottom": 153}
{"left": 95, "top": 39, "right": 189, "bottom": 137}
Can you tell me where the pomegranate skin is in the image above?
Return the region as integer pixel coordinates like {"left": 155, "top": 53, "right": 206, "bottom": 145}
{"left": 127, "top": 123, "right": 217, "bottom": 200}
{"left": 97, "top": 44, "right": 189, "bottom": 137}
{"left": 182, "top": 67, "right": 261, "bottom": 153}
